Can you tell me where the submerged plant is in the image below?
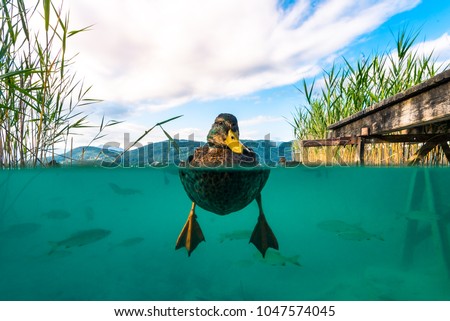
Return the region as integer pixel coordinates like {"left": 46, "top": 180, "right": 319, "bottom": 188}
{"left": 0, "top": 0, "right": 100, "bottom": 168}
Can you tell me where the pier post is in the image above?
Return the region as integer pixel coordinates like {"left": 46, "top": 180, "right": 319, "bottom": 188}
{"left": 401, "top": 169, "right": 450, "bottom": 278}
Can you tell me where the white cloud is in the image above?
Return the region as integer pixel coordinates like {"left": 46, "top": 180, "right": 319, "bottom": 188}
{"left": 171, "top": 127, "right": 206, "bottom": 141}
{"left": 240, "top": 115, "right": 285, "bottom": 126}
{"left": 49, "top": 0, "right": 419, "bottom": 110}
{"left": 413, "top": 32, "right": 450, "bottom": 67}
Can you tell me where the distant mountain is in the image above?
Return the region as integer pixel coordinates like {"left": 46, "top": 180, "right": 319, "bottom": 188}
{"left": 50, "top": 140, "right": 294, "bottom": 167}
{"left": 52, "top": 146, "right": 106, "bottom": 163}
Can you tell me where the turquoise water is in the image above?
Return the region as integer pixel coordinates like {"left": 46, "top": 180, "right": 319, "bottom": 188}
{"left": 1, "top": 166, "right": 449, "bottom": 300}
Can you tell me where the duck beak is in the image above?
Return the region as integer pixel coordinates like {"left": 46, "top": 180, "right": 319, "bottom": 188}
{"left": 225, "top": 129, "right": 244, "bottom": 154}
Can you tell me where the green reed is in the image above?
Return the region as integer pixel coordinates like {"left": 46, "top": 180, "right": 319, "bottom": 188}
{"left": 0, "top": 0, "right": 100, "bottom": 168}
{"left": 291, "top": 28, "right": 447, "bottom": 141}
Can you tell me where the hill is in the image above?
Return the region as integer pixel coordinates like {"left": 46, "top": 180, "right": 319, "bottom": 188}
{"left": 50, "top": 140, "right": 294, "bottom": 167}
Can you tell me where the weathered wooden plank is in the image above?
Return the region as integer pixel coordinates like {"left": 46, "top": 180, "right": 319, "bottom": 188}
{"left": 300, "top": 137, "right": 357, "bottom": 147}
{"left": 328, "top": 69, "right": 450, "bottom": 137}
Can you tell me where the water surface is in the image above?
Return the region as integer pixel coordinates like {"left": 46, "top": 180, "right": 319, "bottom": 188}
{"left": 0, "top": 166, "right": 449, "bottom": 300}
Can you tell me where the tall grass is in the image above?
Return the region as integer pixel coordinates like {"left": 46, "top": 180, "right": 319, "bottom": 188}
{"left": 0, "top": 0, "right": 97, "bottom": 168}
{"left": 291, "top": 28, "right": 446, "bottom": 140}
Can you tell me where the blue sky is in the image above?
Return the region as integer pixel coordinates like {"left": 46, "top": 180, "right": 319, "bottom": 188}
{"left": 48, "top": 0, "right": 450, "bottom": 147}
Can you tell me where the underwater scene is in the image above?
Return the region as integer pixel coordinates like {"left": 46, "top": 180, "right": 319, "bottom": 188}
{"left": 1, "top": 166, "right": 450, "bottom": 301}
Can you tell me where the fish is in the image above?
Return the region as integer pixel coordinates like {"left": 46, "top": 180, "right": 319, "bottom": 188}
{"left": 0, "top": 222, "right": 41, "bottom": 238}
{"left": 317, "top": 219, "right": 383, "bottom": 241}
{"left": 42, "top": 209, "right": 71, "bottom": 220}
{"left": 218, "top": 230, "right": 252, "bottom": 243}
{"left": 255, "top": 250, "right": 302, "bottom": 267}
{"left": 49, "top": 228, "right": 111, "bottom": 254}
{"left": 237, "top": 250, "right": 302, "bottom": 267}
{"left": 108, "top": 182, "right": 142, "bottom": 195}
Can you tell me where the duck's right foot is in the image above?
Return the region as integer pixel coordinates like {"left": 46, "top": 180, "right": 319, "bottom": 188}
{"left": 249, "top": 194, "right": 279, "bottom": 257}
{"left": 250, "top": 212, "right": 279, "bottom": 257}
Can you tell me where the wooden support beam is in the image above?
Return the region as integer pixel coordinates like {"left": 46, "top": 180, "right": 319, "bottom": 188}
{"left": 367, "top": 134, "right": 450, "bottom": 143}
{"left": 408, "top": 141, "right": 439, "bottom": 165}
{"left": 368, "top": 133, "right": 450, "bottom": 144}
{"left": 424, "top": 170, "right": 450, "bottom": 278}
{"left": 440, "top": 141, "right": 450, "bottom": 163}
{"left": 356, "top": 137, "right": 365, "bottom": 165}
{"left": 401, "top": 170, "right": 450, "bottom": 277}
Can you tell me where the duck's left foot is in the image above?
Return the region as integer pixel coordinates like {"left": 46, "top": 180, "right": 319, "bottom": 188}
{"left": 176, "top": 202, "right": 205, "bottom": 256}
{"left": 250, "top": 194, "right": 279, "bottom": 257}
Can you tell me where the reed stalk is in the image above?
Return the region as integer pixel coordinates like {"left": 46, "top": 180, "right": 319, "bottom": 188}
{"left": 0, "top": 0, "right": 99, "bottom": 168}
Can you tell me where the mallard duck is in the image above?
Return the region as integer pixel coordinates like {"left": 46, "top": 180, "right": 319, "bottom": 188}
{"left": 176, "top": 113, "right": 279, "bottom": 257}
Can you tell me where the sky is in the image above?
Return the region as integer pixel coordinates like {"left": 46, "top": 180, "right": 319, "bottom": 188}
{"left": 36, "top": 0, "right": 450, "bottom": 147}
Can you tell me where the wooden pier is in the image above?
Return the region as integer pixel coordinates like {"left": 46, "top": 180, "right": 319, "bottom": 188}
{"left": 299, "top": 68, "right": 450, "bottom": 166}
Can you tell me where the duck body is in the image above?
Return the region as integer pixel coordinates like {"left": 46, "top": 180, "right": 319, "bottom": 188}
{"left": 179, "top": 165, "right": 270, "bottom": 215}
{"left": 175, "top": 113, "right": 279, "bottom": 257}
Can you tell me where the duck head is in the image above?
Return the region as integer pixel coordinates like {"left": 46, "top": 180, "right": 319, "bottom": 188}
{"left": 207, "top": 113, "right": 245, "bottom": 154}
